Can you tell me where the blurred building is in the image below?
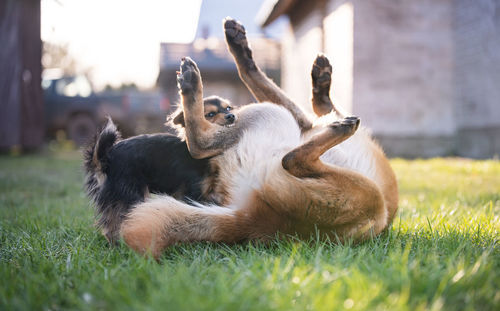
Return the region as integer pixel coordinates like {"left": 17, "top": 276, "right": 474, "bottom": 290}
{"left": 158, "top": 39, "right": 280, "bottom": 108}
{"left": 158, "top": 0, "right": 282, "bottom": 110}
{"left": 259, "top": 0, "right": 500, "bottom": 158}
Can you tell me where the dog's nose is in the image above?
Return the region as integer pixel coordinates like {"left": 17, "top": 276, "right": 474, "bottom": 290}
{"left": 225, "top": 113, "right": 235, "bottom": 123}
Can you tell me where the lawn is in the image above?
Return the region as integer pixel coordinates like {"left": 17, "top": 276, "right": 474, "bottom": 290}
{"left": 0, "top": 152, "right": 499, "bottom": 310}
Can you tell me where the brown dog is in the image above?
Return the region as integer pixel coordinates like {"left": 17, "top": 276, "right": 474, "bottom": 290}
{"left": 120, "top": 18, "right": 398, "bottom": 258}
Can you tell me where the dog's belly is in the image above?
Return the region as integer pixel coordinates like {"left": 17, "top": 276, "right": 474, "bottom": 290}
{"left": 309, "top": 112, "right": 379, "bottom": 182}
{"left": 219, "top": 103, "right": 302, "bottom": 207}
{"left": 216, "top": 104, "right": 380, "bottom": 209}
{"left": 320, "top": 129, "right": 378, "bottom": 182}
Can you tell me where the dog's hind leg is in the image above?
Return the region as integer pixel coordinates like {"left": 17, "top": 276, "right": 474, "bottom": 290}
{"left": 121, "top": 195, "right": 284, "bottom": 259}
{"left": 121, "top": 197, "right": 234, "bottom": 259}
{"left": 282, "top": 117, "right": 360, "bottom": 177}
{"left": 281, "top": 117, "right": 388, "bottom": 241}
{"left": 223, "top": 18, "right": 312, "bottom": 132}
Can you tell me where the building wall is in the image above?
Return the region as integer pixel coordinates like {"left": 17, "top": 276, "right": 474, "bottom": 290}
{"left": 280, "top": 0, "right": 499, "bottom": 157}
{"left": 353, "top": 0, "right": 456, "bottom": 134}
{"left": 324, "top": 1, "right": 354, "bottom": 114}
{"left": 352, "top": 0, "right": 457, "bottom": 157}
{"left": 281, "top": 1, "right": 323, "bottom": 115}
{"left": 280, "top": 0, "right": 354, "bottom": 116}
{"left": 454, "top": 0, "right": 500, "bottom": 157}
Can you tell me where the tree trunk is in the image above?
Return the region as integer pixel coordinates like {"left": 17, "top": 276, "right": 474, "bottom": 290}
{"left": 0, "top": 0, "right": 43, "bottom": 151}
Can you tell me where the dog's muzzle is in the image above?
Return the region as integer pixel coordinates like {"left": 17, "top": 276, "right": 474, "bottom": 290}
{"left": 224, "top": 113, "right": 236, "bottom": 124}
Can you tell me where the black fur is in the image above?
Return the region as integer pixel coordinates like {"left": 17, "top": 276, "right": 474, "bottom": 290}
{"left": 84, "top": 118, "right": 211, "bottom": 243}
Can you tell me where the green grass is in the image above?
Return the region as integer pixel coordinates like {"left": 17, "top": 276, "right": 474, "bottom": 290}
{"left": 0, "top": 153, "right": 499, "bottom": 310}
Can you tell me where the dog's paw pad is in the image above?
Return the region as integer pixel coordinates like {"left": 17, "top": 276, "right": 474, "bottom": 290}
{"left": 223, "top": 17, "right": 255, "bottom": 70}
{"left": 180, "top": 57, "right": 199, "bottom": 74}
{"left": 329, "top": 116, "right": 360, "bottom": 135}
{"left": 312, "top": 54, "right": 332, "bottom": 92}
{"left": 224, "top": 17, "right": 247, "bottom": 44}
{"left": 343, "top": 116, "right": 360, "bottom": 131}
{"left": 177, "top": 57, "right": 200, "bottom": 93}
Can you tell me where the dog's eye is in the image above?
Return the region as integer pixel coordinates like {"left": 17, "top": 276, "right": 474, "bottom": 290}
{"left": 205, "top": 112, "right": 216, "bottom": 118}
{"left": 226, "top": 107, "right": 232, "bottom": 111}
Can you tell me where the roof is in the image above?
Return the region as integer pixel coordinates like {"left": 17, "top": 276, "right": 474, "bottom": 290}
{"left": 157, "top": 38, "right": 281, "bottom": 94}
{"left": 160, "top": 42, "right": 235, "bottom": 72}
{"left": 256, "top": 0, "right": 298, "bottom": 27}
{"left": 159, "top": 38, "right": 281, "bottom": 72}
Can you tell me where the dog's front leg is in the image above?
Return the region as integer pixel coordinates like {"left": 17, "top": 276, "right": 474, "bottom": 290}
{"left": 178, "top": 57, "right": 237, "bottom": 159}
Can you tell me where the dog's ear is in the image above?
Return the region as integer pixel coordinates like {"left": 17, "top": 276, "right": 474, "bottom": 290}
{"left": 169, "top": 109, "right": 185, "bottom": 127}
{"left": 166, "top": 107, "right": 187, "bottom": 139}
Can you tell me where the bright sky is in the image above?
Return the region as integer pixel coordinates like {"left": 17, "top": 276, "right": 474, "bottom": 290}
{"left": 41, "top": 0, "right": 202, "bottom": 90}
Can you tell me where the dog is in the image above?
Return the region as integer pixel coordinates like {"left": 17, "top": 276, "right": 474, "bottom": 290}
{"left": 120, "top": 18, "right": 399, "bottom": 259}
{"left": 84, "top": 95, "right": 236, "bottom": 243}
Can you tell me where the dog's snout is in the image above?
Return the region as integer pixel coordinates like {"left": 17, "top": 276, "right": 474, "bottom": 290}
{"left": 225, "top": 113, "right": 235, "bottom": 123}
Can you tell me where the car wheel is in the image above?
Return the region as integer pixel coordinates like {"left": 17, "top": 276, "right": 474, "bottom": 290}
{"left": 67, "top": 114, "right": 97, "bottom": 146}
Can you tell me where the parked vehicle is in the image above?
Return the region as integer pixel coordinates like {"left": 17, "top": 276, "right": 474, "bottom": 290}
{"left": 98, "top": 89, "right": 171, "bottom": 135}
{"left": 42, "top": 70, "right": 170, "bottom": 145}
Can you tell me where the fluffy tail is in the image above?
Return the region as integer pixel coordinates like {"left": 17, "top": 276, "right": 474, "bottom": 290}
{"left": 84, "top": 117, "right": 121, "bottom": 204}
{"left": 120, "top": 194, "right": 283, "bottom": 259}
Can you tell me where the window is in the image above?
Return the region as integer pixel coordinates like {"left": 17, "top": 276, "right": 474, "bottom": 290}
{"left": 41, "top": 79, "right": 53, "bottom": 90}
{"left": 55, "top": 76, "right": 92, "bottom": 97}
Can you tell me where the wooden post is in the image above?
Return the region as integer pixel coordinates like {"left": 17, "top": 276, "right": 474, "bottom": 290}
{"left": 0, "top": 0, "right": 43, "bottom": 151}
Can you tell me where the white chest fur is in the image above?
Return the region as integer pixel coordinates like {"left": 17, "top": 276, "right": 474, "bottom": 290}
{"left": 218, "top": 103, "right": 379, "bottom": 207}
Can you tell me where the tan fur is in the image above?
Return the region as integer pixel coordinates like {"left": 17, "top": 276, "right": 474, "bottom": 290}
{"left": 178, "top": 68, "right": 226, "bottom": 159}
{"left": 121, "top": 193, "right": 283, "bottom": 257}
{"left": 120, "top": 19, "right": 399, "bottom": 259}
{"left": 169, "top": 97, "right": 234, "bottom": 128}
{"left": 311, "top": 54, "right": 338, "bottom": 117}
{"left": 200, "top": 158, "right": 231, "bottom": 205}
{"left": 369, "top": 142, "right": 399, "bottom": 224}
{"left": 223, "top": 19, "right": 313, "bottom": 132}
{"left": 223, "top": 18, "right": 398, "bottom": 225}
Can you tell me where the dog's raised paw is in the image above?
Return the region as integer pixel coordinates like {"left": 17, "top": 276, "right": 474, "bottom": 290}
{"left": 312, "top": 54, "right": 332, "bottom": 94}
{"left": 177, "top": 57, "right": 201, "bottom": 94}
{"left": 180, "top": 57, "right": 200, "bottom": 75}
{"left": 224, "top": 18, "right": 247, "bottom": 44}
{"left": 342, "top": 116, "right": 360, "bottom": 130}
{"left": 329, "top": 116, "right": 360, "bottom": 136}
{"left": 223, "top": 17, "right": 256, "bottom": 70}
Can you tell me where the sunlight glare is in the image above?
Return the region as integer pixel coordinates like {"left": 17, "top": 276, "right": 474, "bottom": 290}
{"left": 41, "top": 0, "right": 202, "bottom": 90}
